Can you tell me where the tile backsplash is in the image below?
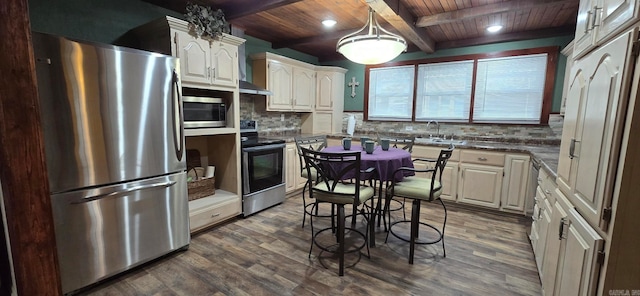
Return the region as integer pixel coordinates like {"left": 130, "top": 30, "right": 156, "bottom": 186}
{"left": 240, "top": 96, "right": 563, "bottom": 142}
{"left": 240, "top": 95, "right": 301, "bottom": 132}
{"left": 342, "top": 112, "right": 564, "bottom": 143}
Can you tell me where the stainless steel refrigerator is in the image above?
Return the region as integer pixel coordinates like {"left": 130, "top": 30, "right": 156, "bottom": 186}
{"left": 32, "top": 32, "right": 189, "bottom": 294}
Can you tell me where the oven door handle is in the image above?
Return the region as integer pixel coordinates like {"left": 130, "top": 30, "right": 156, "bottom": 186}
{"left": 242, "top": 143, "right": 286, "bottom": 152}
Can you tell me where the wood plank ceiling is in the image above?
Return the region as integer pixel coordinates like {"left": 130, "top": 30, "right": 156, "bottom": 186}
{"left": 146, "top": 0, "right": 579, "bottom": 62}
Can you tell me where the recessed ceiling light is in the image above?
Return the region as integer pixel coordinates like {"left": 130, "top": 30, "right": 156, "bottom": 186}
{"left": 487, "top": 25, "right": 503, "bottom": 33}
{"left": 322, "top": 19, "right": 337, "bottom": 27}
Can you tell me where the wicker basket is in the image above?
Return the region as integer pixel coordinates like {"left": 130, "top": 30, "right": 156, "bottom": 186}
{"left": 187, "top": 177, "right": 215, "bottom": 201}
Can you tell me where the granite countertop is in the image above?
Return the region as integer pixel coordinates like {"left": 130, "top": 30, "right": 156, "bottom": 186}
{"left": 263, "top": 132, "right": 560, "bottom": 178}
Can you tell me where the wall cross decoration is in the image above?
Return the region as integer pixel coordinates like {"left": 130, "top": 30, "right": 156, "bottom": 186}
{"left": 348, "top": 76, "right": 359, "bottom": 98}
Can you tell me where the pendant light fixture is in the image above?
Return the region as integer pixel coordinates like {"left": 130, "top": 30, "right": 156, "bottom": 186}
{"left": 337, "top": 8, "right": 407, "bottom": 65}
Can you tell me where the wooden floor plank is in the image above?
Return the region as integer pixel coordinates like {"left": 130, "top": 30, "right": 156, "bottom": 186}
{"left": 82, "top": 194, "right": 542, "bottom": 295}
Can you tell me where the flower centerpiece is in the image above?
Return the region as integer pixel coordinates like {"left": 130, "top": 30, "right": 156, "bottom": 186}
{"left": 185, "top": 3, "right": 230, "bottom": 39}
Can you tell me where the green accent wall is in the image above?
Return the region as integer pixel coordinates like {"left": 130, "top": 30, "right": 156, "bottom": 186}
{"left": 243, "top": 35, "right": 319, "bottom": 84}
{"left": 28, "top": 0, "right": 573, "bottom": 115}
{"left": 28, "top": 0, "right": 181, "bottom": 44}
{"left": 322, "top": 36, "right": 574, "bottom": 113}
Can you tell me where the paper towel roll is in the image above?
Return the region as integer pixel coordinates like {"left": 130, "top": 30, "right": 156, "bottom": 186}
{"left": 205, "top": 166, "right": 215, "bottom": 178}
{"left": 347, "top": 115, "right": 356, "bottom": 136}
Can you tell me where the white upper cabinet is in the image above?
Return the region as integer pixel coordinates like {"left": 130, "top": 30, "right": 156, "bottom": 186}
{"left": 128, "top": 16, "right": 243, "bottom": 91}
{"left": 316, "top": 71, "right": 336, "bottom": 111}
{"left": 267, "top": 60, "right": 294, "bottom": 110}
{"left": 174, "top": 30, "right": 211, "bottom": 86}
{"left": 574, "top": 0, "right": 639, "bottom": 58}
{"left": 171, "top": 30, "right": 240, "bottom": 91}
{"left": 210, "top": 41, "right": 238, "bottom": 89}
{"left": 251, "top": 52, "right": 315, "bottom": 112}
{"left": 292, "top": 67, "right": 315, "bottom": 111}
{"left": 557, "top": 27, "right": 638, "bottom": 230}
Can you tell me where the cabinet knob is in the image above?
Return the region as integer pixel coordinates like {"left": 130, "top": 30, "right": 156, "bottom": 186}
{"left": 478, "top": 157, "right": 487, "bottom": 161}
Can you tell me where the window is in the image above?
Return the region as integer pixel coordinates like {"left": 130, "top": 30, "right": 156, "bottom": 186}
{"left": 365, "top": 47, "right": 557, "bottom": 124}
{"left": 367, "top": 65, "right": 415, "bottom": 121}
{"left": 416, "top": 61, "right": 474, "bottom": 122}
{"left": 474, "top": 54, "right": 547, "bottom": 123}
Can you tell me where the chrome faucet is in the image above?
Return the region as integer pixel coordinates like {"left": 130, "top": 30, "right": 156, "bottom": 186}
{"left": 426, "top": 120, "right": 440, "bottom": 138}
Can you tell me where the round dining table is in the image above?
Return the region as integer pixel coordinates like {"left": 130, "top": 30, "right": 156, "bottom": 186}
{"left": 323, "top": 145, "right": 415, "bottom": 247}
{"left": 323, "top": 145, "right": 415, "bottom": 182}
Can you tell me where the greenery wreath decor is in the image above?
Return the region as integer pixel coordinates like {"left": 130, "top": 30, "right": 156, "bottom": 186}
{"left": 185, "top": 3, "right": 230, "bottom": 39}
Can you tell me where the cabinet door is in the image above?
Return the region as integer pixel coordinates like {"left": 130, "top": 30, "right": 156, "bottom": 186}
{"left": 541, "top": 189, "right": 569, "bottom": 296}
{"left": 313, "top": 112, "right": 333, "bottom": 134}
{"left": 597, "top": 0, "right": 639, "bottom": 44}
{"left": 292, "top": 67, "right": 315, "bottom": 111}
{"left": 555, "top": 208, "right": 604, "bottom": 296}
{"left": 173, "top": 30, "right": 211, "bottom": 87}
{"left": 557, "top": 28, "right": 636, "bottom": 229}
{"left": 501, "top": 154, "right": 530, "bottom": 212}
{"left": 295, "top": 149, "right": 307, "bottom": 190}
{"left": 573, "top": 0, "right": 597, "bottom": 58}
{"left": 535, "top": 195, "right": 552, "bottom": 272}
{"left": 210, "top": 41, "right": 237, "bottom": 89}
{"left": 458, "top": 163, "right": 503, "bottom": 209}
{"left": 316, "top": 71, "right": 335, "bottom": 111}
{"left": 440, "top": 162, "right": 458, "bottom": 201}
{"left": 556, "top": 60, "right": 585, "bottom": 195}
{"left": 285, "top": 143, "right": 297, "bottom": 193}
{"left": 268, "top": 61, "right": 293, "bottom": 111}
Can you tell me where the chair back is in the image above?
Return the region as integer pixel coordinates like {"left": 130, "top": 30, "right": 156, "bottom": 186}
{"left": 300, "top": 147, "right": 363, "bottom": 204}
{"left": 294, "top": 135, "right": 328, "bottom": 174}
{"left": 294, "top": 135, "right": 327, "bottom": 153}
{"left": 377, "top": 135, "right": 415, "bottom": 153}
{"left": 428, "top": 147, "right": 454, "bottom": 201}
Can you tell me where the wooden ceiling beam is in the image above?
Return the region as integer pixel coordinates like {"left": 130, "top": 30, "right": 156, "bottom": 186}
{"left": 365, "top": 0, "right": 435, "bottom": 53}
{"left": 416, "top": 0, "right": 578, "bottom": 27}
{"left": 435, "top": 25, "right": 576, "bottom": 50}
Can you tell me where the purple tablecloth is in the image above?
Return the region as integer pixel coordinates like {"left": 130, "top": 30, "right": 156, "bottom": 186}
{"left": 323, "top": 146, "right": 414, "bottom": 182}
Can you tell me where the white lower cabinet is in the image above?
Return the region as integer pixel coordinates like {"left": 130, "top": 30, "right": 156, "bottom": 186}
{"left": 189, "top": 193, "right": 241, "bottom": 233}
{"left": 285, "top": 143, "right": 306, "bottom": 194}
{"left": 534, "top": 193, "right": 552, "bottom": 271}
{"left": 411, "top": 146, "right": 530, "bottom": 210}
{"left": 501, "top": 154, "right": 530, "bottom": 212}
{"left": 541, "top": 189, "right": 604, "bottom": 296}
{"left": 285, "top": 143, "right": 298, "bottom": 193}
{"left": 458, "top": 163, "right": 503, "bottom": 208}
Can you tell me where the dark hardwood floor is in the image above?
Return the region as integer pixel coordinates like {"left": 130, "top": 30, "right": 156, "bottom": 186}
{"left": 83, "top": 193, "right": 542, "bottom": 295}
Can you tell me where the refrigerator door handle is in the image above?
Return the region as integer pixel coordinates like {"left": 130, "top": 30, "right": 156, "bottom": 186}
{"left": 73, "top": 181, "right": 177, "bottom": 203}
{"left": 172, "top": 70, "right": 184, "bottom": 161}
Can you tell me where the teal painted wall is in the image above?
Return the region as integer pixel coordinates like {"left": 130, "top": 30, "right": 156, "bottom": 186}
{"left": 322, "top": 36, "right": 574, "bottom": 112}
{"left": 243, "top": 35, "right": 319, "bottom": 84}
{"left": 28, "top": 0, "right": 181, "bottom": 44}
{"left": 27, "top": 0, "right": 572, "bottom": 115}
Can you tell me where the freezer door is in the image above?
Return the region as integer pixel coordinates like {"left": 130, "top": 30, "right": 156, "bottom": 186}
{"left": 33, "top": 32, "right": 185, "bottom": 193}
{"left": 51, "top": 172, "right": 189, "bottom": 294}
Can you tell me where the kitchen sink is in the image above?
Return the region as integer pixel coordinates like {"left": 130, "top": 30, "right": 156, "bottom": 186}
{"left": 420, "top": 137, "right": 467, "bottom": 146}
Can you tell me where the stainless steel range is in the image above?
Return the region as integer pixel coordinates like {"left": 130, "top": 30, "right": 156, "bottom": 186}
{"left": 240, "top": 120, "right": 286, "bottom": 216}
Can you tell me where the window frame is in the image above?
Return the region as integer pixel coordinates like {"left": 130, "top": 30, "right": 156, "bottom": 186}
{"left": 364, "top": 46, "right": 559, "bottom": 125}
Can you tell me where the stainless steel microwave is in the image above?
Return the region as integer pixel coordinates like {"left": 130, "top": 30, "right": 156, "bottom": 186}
{"left": 182, "top": 96, "right": 226, "bottom": 128}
